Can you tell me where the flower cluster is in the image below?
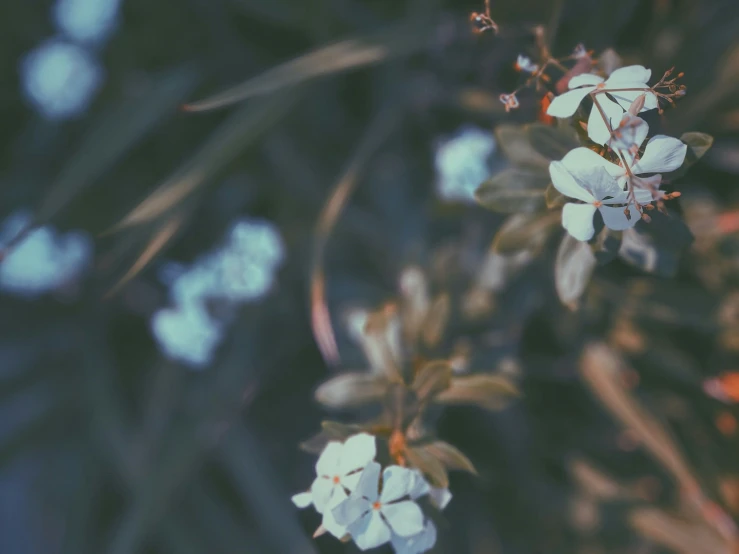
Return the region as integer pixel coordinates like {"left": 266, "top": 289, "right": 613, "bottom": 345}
{"left": 546, "top": 65, "right": 687, "bottom": 241}
{"left": 151, "top": 218, "right": 284, "bottom": 368}
{"left": 292, "top": 433, "right": 450, "bottom": 553}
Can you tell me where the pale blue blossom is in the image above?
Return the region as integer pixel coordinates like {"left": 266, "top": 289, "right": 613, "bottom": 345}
{"left": 434, "top": 126, "right": 497, "bottom": 203}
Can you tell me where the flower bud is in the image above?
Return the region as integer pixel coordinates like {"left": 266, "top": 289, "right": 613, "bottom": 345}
{"left": 628, "top": 93, "right": 646, "bottom": 115}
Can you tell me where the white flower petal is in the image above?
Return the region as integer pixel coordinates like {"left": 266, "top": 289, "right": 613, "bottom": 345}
{"left": 380, "top": 466, "right": 414, "bottom": 503}
{"left": 607, "top": 87, "right": 658, "bottom": 112}
{"left": 351, "top": 511, "right": 392, "bottom": 551}
{"left": 429, "top": 487, "right": 453, "bottom": 510}
{"left": 332, "top": 495, "right": 370, "bottom": 527}
{"left": 391, "top": 521, "right": 438, "bottom": 554}
{"left": 568, "top": 74, "right": 604, "bottom": 88}
{"left": 599, "top": 205, "right": 641, "bottom": 231}
{"left": 291, "top": 491, "right": 313, "bottom": 509}
{"left": 339, "top": 433, "right": 377, "bottom": 475}
{"left": 382, "top": 500, "right": 425, "bottom": 537}
{"left": 562, "top": 203, "right": 598, "bottom": 241}
{"left": 316, "top": 441, "right": 343, "bottom": 476}
{"left": 584, "top": 166, "right": 625, "bottom": 202}
{"left": 632, "top": 135, "right": 687, "bottom": 174}
{"left": 310, "top": 477, "right": 336, "bottom": 514}
{"left": 550, "top": 162, "right": 595, "bottom": 203}
{"left": 354, "top": 461, "right": 381, "bottom": 502}
{"left": 547, "top": 87, "right": 594, "bottom": 118}
{"left": 634, "top": 187, "right": 655, "bottom": 204}
{"left": 408, "top": 470, "right": 431, "bottom": 500}
{"left": 561, "top": 148, "right": 624, "bottom": 180}
{"left": 341, "top": 470, "right": 362, "bottom": 492}
{"left": 587, "top": 95, "right": 624, "bottom": 145}
{"left": 606, "top": 65, "right": 651, "bottom": 85}
{"left": 322, "top": 488, "right": 350, "bottom": 538}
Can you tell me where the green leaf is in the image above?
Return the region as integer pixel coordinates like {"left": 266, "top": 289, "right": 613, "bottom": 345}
{"left": 405, "top": 446, "right": 449, "bottom": 488}
{"left": 555, "top": 233, "right": 597, "bottom": 306}
{"left": 527, "top": 123, "right": 579, "bottom": 161}
{"left": 420, "top": 294, "right": 450, "bottom": 349}
{"left": 494, "top": 124, "right": 550, "bottom": 170}
{"left": 545, "top": 182, "right": 567, "bottom": 209}
{"left": 434, "top": 374, "right": 520, "bottom": 411}
{"left": 321, "top": 420, "right": 367, "bottom": 439}
{"left": 422, "top": 441, "right": 477, "bottom": 475}
{"left": 492, "top": 211, "right": 561, "bottom": 255}
{"left": 314, "top": 372, "right": 388, "bottom": 409}
{"left": 411, "top": 360, "right": 453, "bottom": 402}
{"left": 590, "top": 227, "right": 623, "bottom": 265}
{"left": 475, "top": 168, "right": 550, "bottom": 213}
{"left": 183, "top": 20, "right": 435, "bottom": 111}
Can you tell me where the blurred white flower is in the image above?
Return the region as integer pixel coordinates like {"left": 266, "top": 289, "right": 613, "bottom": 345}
{"left": 151, "top": 218, "right": 284, "bottom": 367}
{"left": 546, "top": 65, "right": 658, "bottom": 145}
{"left": 515, "top": 54, "right": 539, "bottom": 73}
{"left": 434, "top": 127, "right": 496, "bottom": 203}
{"left": 333, "top": 462, "right": 425, "bottom": 551}
{"left": 52, "top": 0, "right": 122, "bottom": 43}
{"left": 292, "top": 433, "right": 377, "bottom": 538}
{"left": 20, "top": 38, "right": 103, "bottom": 120}
{"left": 408, "top": 468, "right": 452, "bottom": 510}
{"left": 608, "top": 114, "right": 649, "bottom": 158}
{"left": 0, "top": 211, "right": 92, "bottom": 297}
{"left": 150, "top": 305, "right": 222, "bottom": 369}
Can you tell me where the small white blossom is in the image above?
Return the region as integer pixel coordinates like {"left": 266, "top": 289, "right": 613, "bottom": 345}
{"left": 20, "top": 38, "right": 103, "bottom": 120}
{"left": 53, "top": 0, "right": 122, "bottom": 43}
{"left": 333, "top": 462, "right": 425, "bottom": 551}
{"left": 0, "top": 211, "right": 92, "bottom": 297}
{"left": 550, "top": 133, "right": 687, "bottom": 241}
{"left": 515, "top": 54, "right": 539, "bottom": 73}
{"left": 550, "top": 164, "right": 647, "bottom": 241}
{"left": 546, "top": 65, "right": 658, "bottom": 145}
{"left": 434, "top": 127, "right": 497, "bottom": 203}
{"left": 150, "top": 305, "right": 223, "bottom": 368}
{"left": 292, "top": 433, "right": 377, "bottom": 538}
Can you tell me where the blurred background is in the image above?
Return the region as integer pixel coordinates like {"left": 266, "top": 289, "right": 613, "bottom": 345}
{"left": 2, "top": 0, "right": 739, "bottom": 552}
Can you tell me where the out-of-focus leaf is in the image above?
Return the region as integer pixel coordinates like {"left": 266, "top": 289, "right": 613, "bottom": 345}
{"left": 493, "top": 211, "right": 560, "bottom": 255}
{"left": 423, "top": 441, "right": 477, "bottom": 475}
{"left": 421, "top": 294, "right": 450, "bottom": 348}
{"left": 106, "top": 214, "right": 186, "bottom": 296}
{"left": 590, "top": 227, "right": 622, "bottom": 264}
{"left": 405, "top": 445, "right": 449, "bottom": 488}
{"left": 580, "top": 344, "right": 702, "bottom": 495}
{"left": 555, "top": 233, "right": 597, "bottom": 306}
{"left": 321, "top": 420, "right": 367, "bottom": 439}
{"left": 434, "top": 374, "right": 519, "bottom": 411}
{"left": 35, "top": 65, "right": 200, "bottom": 227}
{"left": 527, "top": 123, "right": 579, "bottom": 161}
{"left": 682, "top": 132, "right": 714, "bottom": 161}
{"left": 474, "top": 168, "right": 549, "bottom": 213}
{"left": 412, "top": 360, "right": 452, "bottom": 402}
{"left": 494, "top": 124, "right": 550, "bottom": 170}
{"left": 629, "top": 508, "right": 730, "bottom": 554}
{"left": 545, "top": 182, "right": 566, "bottom": 209}
{"left": 183, "top": 21, "right": 434, "bottom": 111}
{"left": 314, "top": 372, "right": 388, "bottom": 408}
{"left": 113, "top": 89, "right": 299, "bottom": 230}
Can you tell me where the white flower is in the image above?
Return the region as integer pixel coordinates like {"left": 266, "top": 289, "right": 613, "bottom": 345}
{"left": 434, "top": 127, "right": 497, "bottom": 203}
{"left": 20, "top": 39, "right": 103, "bottom": 120}
{"left": 332, "top": 462, "right": 425, "bottom": 551}
{"left": 292, "top": 433, "right": 377, "bottom": 538}
{"left": 150, "top": 305, "right": 223, "bottom": 368}
{"left": 0, "top": 210, "right": 92, "bottom": 297}
{"left": 408, "top": 469, "right": 452, "bottom": 510}
{"left": 391, "top": 521, "right": 438, "bottom": 554}
{"left": 550, "top": 164, "right": 647, "bottom": 241}
{"left": 515, "top": 55, "right": 539, "bottom": 73}
{"left": 546, "top": 65, "right": 658, "bottom": 145}
{"left": 561, "top": 134, "right": 687, "bottom": 191}
{"left": 53, "top": 0, "right": 122, "bottom": 43}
